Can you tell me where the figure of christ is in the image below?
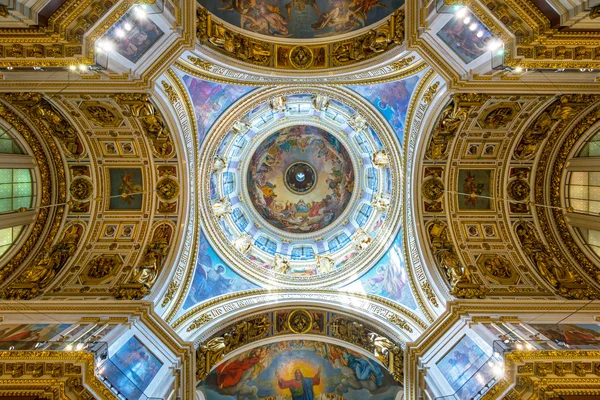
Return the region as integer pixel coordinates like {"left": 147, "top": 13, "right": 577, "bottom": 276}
{"left": 276, "top": 366, "right": 321, "bottom": 400}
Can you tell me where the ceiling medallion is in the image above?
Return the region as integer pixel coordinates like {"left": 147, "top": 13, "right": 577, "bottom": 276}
{"left": 287, "top": 309, "right": 313, "bottom": 334}
{"left": 289, "top": 46, "right": 314, "bottom": 69}
{"left": 200, "top": 87, "right": 402, "bottom": 287}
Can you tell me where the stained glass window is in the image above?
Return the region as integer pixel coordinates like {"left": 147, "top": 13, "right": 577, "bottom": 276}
{"left": 0, "top": 226, "right": 24, "bottom": 258}
{"left": 0, "top": 169, "right": 33, "bottom": 213}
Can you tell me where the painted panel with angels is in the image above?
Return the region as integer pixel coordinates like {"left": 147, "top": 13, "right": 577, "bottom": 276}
{"left": 201, "top": 0, "right": 404, "bottom": 39}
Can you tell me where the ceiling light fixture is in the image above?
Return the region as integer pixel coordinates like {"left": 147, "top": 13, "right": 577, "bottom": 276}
{"left": 476, "top": 30, "right": 483, "bottom": 38}
{"left": 455, "top": 6, "right": 467, "bottom": 18}
{"left": 115, "top": 28, "right": 126, "bottom": 38}
{"left": 123, "top": 22, "right": 133, "bottom": 31}
{"left": 463, "top": 16, "right": 471, "bottom": 24}
{"left": 469, "top": 23, "right": 477, "bottom": 31}
{"left": 134, "top": 5, "right": 147, "bottom": 19}
{"left": 69, "top": 65, "right": 77, "bottom": 71}
{"left": 487, "top": 39, "right": 502, "bottom": 51}
{"left": 78, "top": 64, "right": 88, "bottom": 72}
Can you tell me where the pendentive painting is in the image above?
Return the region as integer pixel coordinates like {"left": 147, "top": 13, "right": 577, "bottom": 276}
{"left": 109, "top": 168, "right": 143, "bottom": 210}
{"left": 350, "top": 74, "right": 421, "bottom": 143}
{"left": 183, "top": 232, "right": 257, "bottom": 310}
{"left": 343, "top": 229, "right": 419, "bottom": 313}
{"left": 103, "top": 336, "right": 163, "bottom": 399}
{"left": 200, "top": 340, "right": 402, "bottom": 400}
{"left": 436, "top": 11, "right": 493, "bottom": 64}
{"left": 457, "top": 169, "right": 492, "bottom": 210}
{"left": 247, "top": 125, "right": 354, "bottom": 234}
{"left": 201, "top": 0, "right": 404, "bottom": 39}
{"left": 110, "top": 9, "right": 164, "bottom": 63}
{"left": 529, "top": 323, "right": 600, "bottom": 348}
{"left": 182, "top": 76, "right": 254, "bottom": 144}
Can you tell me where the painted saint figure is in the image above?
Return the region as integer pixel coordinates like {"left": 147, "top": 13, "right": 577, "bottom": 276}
{"left": 276, "top": 366, "right": 321, "bottom": 400}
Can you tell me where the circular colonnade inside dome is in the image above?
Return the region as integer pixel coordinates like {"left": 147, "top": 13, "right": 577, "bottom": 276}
{"left": 200, "top": 87, "right": 404, "bottom": 287}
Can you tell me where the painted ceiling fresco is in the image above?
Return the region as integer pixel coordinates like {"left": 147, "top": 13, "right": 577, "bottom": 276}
{"left": 199, "top": 0, "right": 404, "bottom": 39}
{"left": 247, "top": 125, "right": 354, "bottom": 234}
{"left": 179, "top": 71, "right": 423, "bottom": 320}
{"left": 200, "top": 339, "right": 402, "bottom": 400}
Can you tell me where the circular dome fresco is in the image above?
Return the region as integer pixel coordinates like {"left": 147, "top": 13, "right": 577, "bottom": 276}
{"left": 200, "top": 87, "right": 402, "bottom": 287}
{"left": 247, "top": 126, "right": 354, "bottom": 234}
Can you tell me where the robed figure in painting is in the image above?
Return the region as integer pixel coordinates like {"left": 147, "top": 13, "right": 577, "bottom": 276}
{"left": 276, "top": 367, "right": 321, "bottom": 400}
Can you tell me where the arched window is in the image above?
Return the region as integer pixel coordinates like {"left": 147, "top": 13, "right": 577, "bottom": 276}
{"left": 565, "top": 129, "right": 600, "bottom": 261}
{"left": 0, "top": 123, "right": 37, "bottom": 262}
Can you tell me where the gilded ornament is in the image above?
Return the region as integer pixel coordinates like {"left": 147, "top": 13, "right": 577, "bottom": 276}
{"left": 311, "top": 94, "right": 330, "bottom": 111}
{"left": 80, "top": 102, "right": 122, "bottom": 127}
{"left": 507, "top": 176, "right": 530, "bottom": 201}
{"left": 428, "top": 220, "right": 487, "bottom": 298}
{"left": 233, "top": 233, "right": 252, "bottom": 255}
{"left": 371, "top": 150, "right": 390, "bottom": 167}
{"left": 515, "top": 222, "right": 594, "bottom": 298}
{"left": 479, "top": 255, "right": 516, "bottom": 283}
{"left": 156, "top": 177, "right": 180, "bottom": 202}
{"left": 287, "top": 310, "right": 312, "bottom": 334}
{"left": 188, "top": 55, "right": 213, "bottom": 71}
{"left": 388, "top": 314, "right": 413, "bottom": 332}
{"left": 420, "top": 281, "right": 439, "bottom": 307}
{"left": 161, "top": 281, "right": 179, "bottom": 307}
{"left": 196, "top": 315, "right": 271, "bottom": 379}
{"left": 85, "top": 254, "right": 121, "bottom": 280}
{"left": 348, "top": 113, "right": 368, "bottom": 132}
{"left": 158, "top": 201, "right": 177, "bottom": 213}
{"left": 422, "top": 81, "right": 440, "bottom": 105}
{"left": 272, "top": 254, "right": 291, "bottom": 274}
{"left": 425, "top": 95, "right": 479, "bottom": 160}
{"left": 421, "top": 177, "right": 444, "bottom": 201}
{"left": 315, "top": 254, "right": 335, "bottom": 274}
{"left": 113, "top": 224, "right": 172, "bottom": 300}
{"left": 478, "top": 103, "right": 519, "bottom": 129}
{"left": 352, "top": 228, "right": 371, "bottom": 251}
{"left": 161, "top": 81, "right": 179, "bottom": 104}
{"left": 213, "top": 197, "right": 232, "bottom": 219}
{"left": 3, "top": 224, "right": 83, "bottom": 300}
{"left": 331, "top": 28, "right": 391, "bottom": 66}
{"left": 187, "top": 313, "right": 214, "bottom": 332}
{"left": 69, "top": 178, "right": 93, "bottom": 201}
{"left": 289, "top": 46, "right": 314, "bottom": 69}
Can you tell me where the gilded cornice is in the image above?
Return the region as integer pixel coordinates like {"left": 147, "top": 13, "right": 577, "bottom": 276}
{"left": 482, "top": 350, "right": 600, "bottom": 400}
{"left": 171, "top": 289, "right": 429, "bottom": 333}
{"left": 0, "top": 351, "right": 118, "bottom": 400}
{"left": 173, "top": 53, "right": 429, "bottom": 86}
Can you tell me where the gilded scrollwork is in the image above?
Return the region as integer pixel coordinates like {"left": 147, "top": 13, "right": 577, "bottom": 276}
{"left": 113, "top": 224, "right": 173, "bottom": 300}
{"left": 425, "top": 94, "right": 487, "bottom": 160}
{"left": 428, "top": 220, "right": 487, "bottom": 298}
{"left": 1, "top": 224, "right": 83, "bottom": 300}
{"left": 69, "top": 178, "right": 93, "bottom": 201}
{"left": 515, "top": 222, "right": 597, "bottom": 299}
{"left": 112, "top": 93, "right": 174, "bottom": 158}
